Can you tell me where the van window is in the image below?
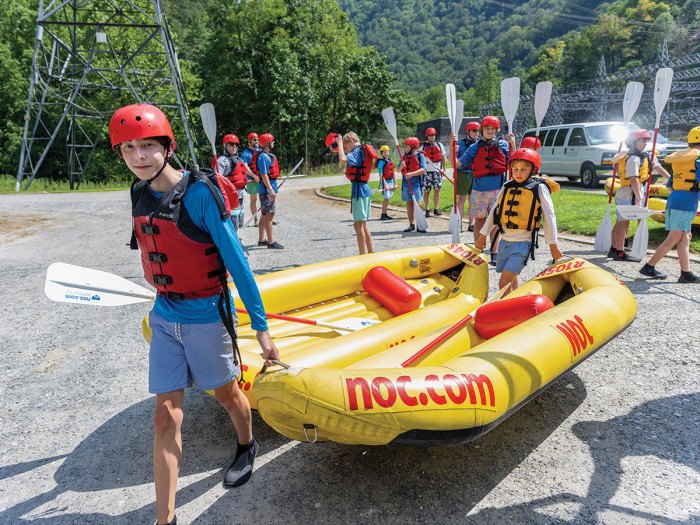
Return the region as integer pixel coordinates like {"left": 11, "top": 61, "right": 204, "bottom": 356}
{"left": 543, "top": 129, "right": 555, "bottom": 147}
{"left": 523, "top": 131, "right": 535, "bottom": 139}
{"left": 568, "top": 127, "right": 586, "bottom": 146}
{"left": 553, "top": 128, "right": 569, "bottom": 146}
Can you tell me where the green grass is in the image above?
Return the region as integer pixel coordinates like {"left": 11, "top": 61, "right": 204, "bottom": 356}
{"left": 323, "top": 181, "right": 700, "bottom": 254}
{"left": 2, "top": 175, "right": 132, "bottom": 194}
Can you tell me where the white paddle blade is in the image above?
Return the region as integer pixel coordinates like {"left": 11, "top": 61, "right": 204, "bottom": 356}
{"left": 500, "top": 77, "right": 521, "bottom": 134}
{"left": 414, "top": 196, "right": 429, "bottom": 231}
{"left": 199, "top": 103, "right": 217, "bottom": 153}
{"left": 594, "top": 205, "right": 613, "bottom": 252}
{"left": 534, "top": 81, "right": 553, "bottom": 128}
{"left": 622, "top": 82, "right": 644, "bottom": 124}
{"left": 450, "top": 208, "right": 461, "bottom": 244}
{"left": 615, "top": 205, "right": 658, "bottom": 221}
{"left": 455, "top": 99, "right": 465, "bottom": 134}
{"left": 631, "top": 219, "right": 649, "bottom": 260}
{"left": 654, "top": 68, "right": 674, "bottom": 124}
{"left": 381, "top": 107, "right": 398, "bottom": 144}
{"left": 45, "top": 263, "right": 156, "bottom": 306}
{"left": 446, "top": 84, "right": 457, "bottom": 133}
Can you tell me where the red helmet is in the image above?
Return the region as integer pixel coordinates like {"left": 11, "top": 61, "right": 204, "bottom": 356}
{"left": 481, "top": 116, "right": 500, "bottom": 129}
{"left": 325, "top": 132, "right": 340, "bottom": 152}
{"left": 259, "top": 133, "right": 275, "bottom": 147}
{"left": 109, "top": 104, "right": 175, "bottom": 149}
{"left": 223, "top": 133, "right": 240, "bottom": 146}
{"left": 248, "top": 132, "right": 259, "bottom": 142}
{"left": 520, "top": 136, "right": 541, "bottom": 150}
{"left": 627, "top": 129, "right": 651, "bottom": 142}
{"left": 425, "top": 127, "right": 437, "bottom": 137}
{"left": 466, "top": 121, "right": 480, "bottom": 132}
{"left": 404, "top": 137, "right": 420, "bottom": 148}
{"left": 509, "top": 148, "right": 541, "bottom": 174}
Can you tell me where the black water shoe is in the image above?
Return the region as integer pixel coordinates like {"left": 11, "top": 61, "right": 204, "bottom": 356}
{"left": 224, "top": 438, "right": 259, "bottom": 488}
{"left": 639, "top": 264, "right": 667, "bottom": 280}
{"left": 679, "top": 271, "right": 700, "bottom": 283}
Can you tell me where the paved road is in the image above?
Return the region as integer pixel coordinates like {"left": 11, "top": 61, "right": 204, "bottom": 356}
{"left": 0, "top": 176, "right": 698, "bottom": 524}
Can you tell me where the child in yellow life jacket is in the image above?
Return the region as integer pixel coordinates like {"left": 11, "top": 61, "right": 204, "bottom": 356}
{"left": 476, "top": 148, "right": 563, "bottom": 292}
{"left": 640, "top": 126, "right": 700, "bottom": 282}
{"left": 609, "top": 129, "right": 670, "bottom": 261}
{"left": 376, "top": 145, "right": 395, "bottom": 220}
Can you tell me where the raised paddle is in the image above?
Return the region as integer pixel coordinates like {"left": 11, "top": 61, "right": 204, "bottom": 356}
{"left": 455, "top": 99, "right": 465, "bottom": 136}
{"left": 593, "top": 81, "right": 644, "bottom": 253}
{"left": 500, "top": 77, "right": 520, "bottom": 136}
{"left": 632, "top": 68, "right": 673, "bottom": 260}
{"left": 401, "top": 283, "right": 511, "bottom": 368}
{"left": 199, "top": 102, "right": 220, "bottom": 173}
{"left": 446, "top": 84, "right": 460, "bottom": 243}
{"left": 44, "top": 263, "right": 379, "bottom": 332}
{"left": 382, "top": 107, "right": 429, "bottom": 232}
{"left": 533, "top": 81, "right": 553, "bottom": 147}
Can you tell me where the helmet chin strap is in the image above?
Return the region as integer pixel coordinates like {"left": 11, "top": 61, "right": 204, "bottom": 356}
{"left": 146, "top": 144, "right": 172, "bottom": 185}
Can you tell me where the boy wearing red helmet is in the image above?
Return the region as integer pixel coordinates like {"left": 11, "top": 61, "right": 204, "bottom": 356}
{"left": 456, "top": 121, "right": 481, "bottom": 231}
{"left": 109, "top": 104, "right": 279, "bottom": 525}
{"left": 609, "top": 129, "right": 670, "bottom": 261}
{"left": 398, "top": 137, "right": 427, "bottom": 232}
{"left": 476, "top": 148, "right": 562, "bottom": 292}
{"left": 256, "top": 133, "right": 283, "bottom": 249}
{"left": 452, "top": 116, "right": 516, "bottom": 265}
{"left": 218, "top": 133, "right": 256, "bottom": 230}
{"left": 240, "top": 133, "right": 261, "bottom": 226}
{"left": 420, "top": 127, "right": 446, "bottom": 217}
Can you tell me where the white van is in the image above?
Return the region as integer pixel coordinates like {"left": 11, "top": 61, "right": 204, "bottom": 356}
{"left": 522, "top": 122, "right": 684, "bottom": 188}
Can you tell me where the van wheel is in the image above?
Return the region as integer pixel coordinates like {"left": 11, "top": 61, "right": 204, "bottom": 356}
{"left": 580, "top": 163, "right": 597, "bottom": 188}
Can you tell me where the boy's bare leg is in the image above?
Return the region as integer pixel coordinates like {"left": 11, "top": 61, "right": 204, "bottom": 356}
{"left": 433, "top": 188, "right": 441, "bottom": 210}
{"left": 362, "top": 222, "right": 374, "bottom": 253}
{"left": 611, "top": 220, "right": 629, "bottom": 249}
{"left": 648, "top": 230, "right": 682, "bottom": 266}
{"left": 265, "top": 213, "right": 275, "bottom": 244}
{"left": 154, "top": 390, "right": 185, "bottom": 525}
{"left": 490, "top": 228, "right": 500, "bottom": 255}
{"left": 499, "top": 270, "right": 518, "bottom": 294}
{"left": 249, "top": 194, "right": 258, "bottom": 216}
{"left": 423, "top": 189, "right": 430, "bottom": 212}
{"left": 258, "top": 214, "right": 267, "bottom": 243}
{"left": 213, "top": 381, "right": 253, "bottom": 445}
{"left": 382, "top": 199, "right": 389, "bottom": 215}
{"left": 353, "top": 221, "right": 366, "bottom": 254}
{"left": 678, "top": 232, "right": 692, "bottom": 271}
{"left": 473, "top": 218, "right": 486, "bottom": 244}
{"left": 406, "top": 199, "right": 415, "bottom": 225}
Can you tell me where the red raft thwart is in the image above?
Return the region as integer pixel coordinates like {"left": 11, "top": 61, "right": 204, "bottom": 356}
{"left": 362, "top": 266, "right": 421, "bottom": 316}
{"left": 475, "top": 294, "right": 555, "bottom": 339}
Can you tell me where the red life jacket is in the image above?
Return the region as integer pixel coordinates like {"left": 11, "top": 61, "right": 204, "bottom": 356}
{"left": 472, "top": 140, "right": 507, "bottom": 178}
{"left": 223, "top": 155, "right": 248, "bottom": 190}
{"left": 256, "top": 151, "right": 280, "bottom": 180}
{"left": 345, "top": 144, "right": 379, "bottom": 183}
{"left": 422, "top": 142, "right": 444, "bottom": 164}
{"left": 381, "top": 160, "right": 395, "bottom": 180}
{"left": 129, "top": 171, "right": 233, "bottom": 300}
{"left": 401, "top": 152, "right": 424, "bottom": 176}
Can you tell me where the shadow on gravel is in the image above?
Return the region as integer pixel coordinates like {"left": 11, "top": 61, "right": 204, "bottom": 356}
{"left": 464, "top": 393, "right": 700, "bottom": 524}
{"left": 1, "top": 375, "right": 590, "bottom": 524}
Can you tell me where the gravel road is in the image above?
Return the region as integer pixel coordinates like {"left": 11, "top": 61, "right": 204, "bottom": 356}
{"left": 0, "top": 175, "right": 698, "bottom": 525}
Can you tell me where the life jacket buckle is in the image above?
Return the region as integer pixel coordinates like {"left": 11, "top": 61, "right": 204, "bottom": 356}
{"left": 141, "top": 224, "right": 160, "bottom": 235}
{"left": 153, "top": 274, "right": 173, "bottom": 285}
{"left": 165, "top": 291, "right": 185, "bottom": 300}
{"left": 148, "top": 252, "right": 168, "bottom": 263}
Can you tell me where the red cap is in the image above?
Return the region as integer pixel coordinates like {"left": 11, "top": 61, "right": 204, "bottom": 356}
{"left": 109, "top": 104, "right": 175, "bottom": 149}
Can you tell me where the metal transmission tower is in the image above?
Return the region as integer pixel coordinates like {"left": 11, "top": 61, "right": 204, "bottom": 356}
{"left": 16, "top": 0, "right": 198, "bottom": 191}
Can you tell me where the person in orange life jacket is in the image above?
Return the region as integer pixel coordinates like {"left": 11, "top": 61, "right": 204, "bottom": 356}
{"left": 256, "top": 133, "right": 283, "bottom": 249}
{"left": 608, "top": 129, "right": 670, "bottom": 262}
{"left": 451, "top": 115, "right": 516, "bottom": 265}
{"left": 109, "top": 104, "right": 279, "bottom": 525}
{"left": 397, "top": 136, "right": 427, "bottom": 233}
{"left": 240, "top": 133, "right": 261, "bottom": 226}
{"left": 335, "top": 132, "right": 375, "bottom": 254}
{"left": 218, "top": 134, "right": 256, "bottom": 231}
{"left": 420, "top": 127, "right": 447, "bottom": 217}
{"left": 377, "top": 145, "right": 395, "bottom": 220}
{"left": 640, "top": 126, "right": 700, "bottom": 282}
{"left": 456, "top": 121, "right": 481, "bottom": 231}
{"left": 476, "top": 148, "right": 563, "bottom": 293}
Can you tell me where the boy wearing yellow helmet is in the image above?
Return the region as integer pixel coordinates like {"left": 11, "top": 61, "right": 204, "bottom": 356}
{"left": 377, "top": 145, "right": 395, "bottom": 220}
{"left": 640, "top": 127, "right": 700, "bottom": 282}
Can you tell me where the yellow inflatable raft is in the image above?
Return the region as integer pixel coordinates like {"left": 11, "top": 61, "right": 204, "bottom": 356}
{"left": 254, "top": 255, "right": 637, "bottom": 446}
{"left": 604, "top": 177, "right": 670, "bottom": 198}
{"left": 648, "top": 197, "right": 700, "bottom": 226}
{"left": 142, "top": 244, "right": 489, "bottom": 400}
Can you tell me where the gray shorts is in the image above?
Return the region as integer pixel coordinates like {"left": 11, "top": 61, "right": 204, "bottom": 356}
{"left": 260, "top": 192, "right": 276, "bottom": 215}
{"left": 148, "top": 310, "right": 240, "bottom": 394}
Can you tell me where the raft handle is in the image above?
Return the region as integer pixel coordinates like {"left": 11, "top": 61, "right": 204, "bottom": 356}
{"left": 303, "top": 424, "right": 318, "bottom": 443}
{"left": 259, "top": 359, "right": 291, "bottom": 375}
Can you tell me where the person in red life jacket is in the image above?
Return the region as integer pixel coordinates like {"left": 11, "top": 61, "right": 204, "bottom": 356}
{"left": 218, "top": 133, "right": 256, "bottom": 231}
{"left": 335, "top": 131, "right": 376, "bottom": 254}
{"left": 377, "top": 145, "right": 395, "bottom": 220}
{"left": 608, "top": 129, "right": 670, "bottom": 261}
{"left": 240, "top": 132, "right": 261, "bottom": 226}
{"left": 256, "top": 133, "right": 283, "bottom": 249}
{"left": 456, "top": 120, "right": 481, "bottom": 231}
{"left": 451, "top": 115, "right": 516, "bottom": 265}
{"left": 109, "top": 104, "right": 279, "bottom": 525}
{"left": 476, "top": 148, "right": 563, "bottom": 293}
{"left": 397, "top": 137, "right": 427, "bottom": 233}
{"left": 420, "top": 127, "right": 447, "bottom": 218}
